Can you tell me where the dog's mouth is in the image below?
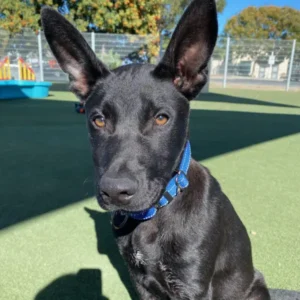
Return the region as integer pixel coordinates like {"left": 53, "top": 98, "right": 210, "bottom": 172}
{"left": 96, "top": 180, "right": 165, "bottom": 213}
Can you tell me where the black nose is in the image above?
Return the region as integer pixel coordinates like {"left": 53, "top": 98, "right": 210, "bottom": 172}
{"left": 100, "top": 176, "right": 138, "bottom": 204}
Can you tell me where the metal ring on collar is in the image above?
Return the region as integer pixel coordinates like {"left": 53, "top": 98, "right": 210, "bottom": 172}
{"left": 175, "top": 170, "right": 187, "bottom": 188}
{"left": 111, "top": 212, "right": 129, "bottom": 230}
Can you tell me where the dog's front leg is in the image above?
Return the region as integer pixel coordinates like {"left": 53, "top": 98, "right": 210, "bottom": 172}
{"left": 134, "top": 282, "right": 161, "bottom": 300}
{"left": 178, "top": 288, "right": 211, "bottom": 300}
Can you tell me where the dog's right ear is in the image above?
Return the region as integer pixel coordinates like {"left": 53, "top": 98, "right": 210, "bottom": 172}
{"left": 41, "top": 7, "right": 110, "bottom": 101}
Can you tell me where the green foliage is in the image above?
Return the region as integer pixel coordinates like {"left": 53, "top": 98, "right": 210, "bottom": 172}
{"left": 224, "top": 6, "right": 300, "bottom": 40}
{"left": 98, "top": 48, "right": 122, "bottom": 69}
{"left": 0, "top": 0, "right": 227, "bottom": 60}
{"left": 216, "top": 0, "right": 226, "bottom": 14}
{"left": 1, "top": 0, "right": 227, "bottom": 36}
{"left": 0, "top": 0, "right": 40, "bottom": 34}
{"left": 0, "top": 0, "right": 162, "bottom": 35}
{"left": 34, "top": 0, "right": 162, "bottom": 35}
{"left": 1, "top": 0, "right": 162, "bottom": 57}
{"left": 159, "top": 0, "right": 190, "bottom": 31}
{"left": 160, "top": 0, "right": 226, "bottom": 32}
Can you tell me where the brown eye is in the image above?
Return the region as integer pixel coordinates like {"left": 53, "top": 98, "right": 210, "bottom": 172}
{"left": 94, "top": 116, "right": 106, "bottom": 128}
{"left": 155, "top": 114, "right": 169, "bottom": 126}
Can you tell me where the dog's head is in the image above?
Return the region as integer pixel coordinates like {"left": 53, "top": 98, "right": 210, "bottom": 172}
{"left": 41, "top": 0, "right": 217, "bottom": 212}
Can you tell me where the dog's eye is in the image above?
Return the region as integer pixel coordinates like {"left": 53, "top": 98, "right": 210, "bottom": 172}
{"left": 155, "top": 114, "right": 169, "bottom": 126}
{"left": 94, "top": 116, "right": 106, "bottom": 128}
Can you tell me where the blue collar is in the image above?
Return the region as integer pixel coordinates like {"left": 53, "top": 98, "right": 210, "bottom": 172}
{"left": 113, "top": 141, "right": 191, "bottom": 225}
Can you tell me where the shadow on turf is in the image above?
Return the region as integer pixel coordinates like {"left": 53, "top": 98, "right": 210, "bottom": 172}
{"left": 189, "top": 108, "right": 300, "bottom": 160}
{"left": 1, "top": 97, "right": 300, "bottom": 299}
{"left": 85, "top": 208, "right": 139, "bottom": 300}
{"left": 0, "top": 99, "right": 95, "bottom": 230}
{"left": 35, "top": 269, "right": 109, "bottom": 300}
{"left": 1, "top": 98, "right": 300, "bottom": 231}
{"left": 50, "top": 83, "right": 69, "bottom": 92}
{"left": 269, "top": 289, "right": 300, "bottom": 300}
{"left": 196, "top": 92, "right": 300, "bottom": 108}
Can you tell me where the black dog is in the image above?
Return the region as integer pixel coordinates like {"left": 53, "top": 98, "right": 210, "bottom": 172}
{"left": 41, "top": 1, "right": 270, "bottom": 299}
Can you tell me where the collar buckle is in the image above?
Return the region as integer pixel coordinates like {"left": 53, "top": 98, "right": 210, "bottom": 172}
{"left": 175, "top": 170, "right": 188, "bottom": 194}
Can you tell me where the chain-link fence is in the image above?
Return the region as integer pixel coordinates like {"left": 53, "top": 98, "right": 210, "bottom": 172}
{"left": 210, "top": 37, "right": 300, "bottom": 91}
{"left": 40, "top": 31, "right": 150, "bottom": 83}
{"left": 1, "top": 29, "right": 299, "bottom": 91}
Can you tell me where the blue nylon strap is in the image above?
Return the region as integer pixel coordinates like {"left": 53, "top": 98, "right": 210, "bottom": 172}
{"left": 122, "top": 141, "right": 191, "bottom": 221}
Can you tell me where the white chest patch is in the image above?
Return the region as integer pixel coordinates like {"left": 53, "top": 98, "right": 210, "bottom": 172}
{"left": 133, "top": 250, "right": 146, "bottom": 266}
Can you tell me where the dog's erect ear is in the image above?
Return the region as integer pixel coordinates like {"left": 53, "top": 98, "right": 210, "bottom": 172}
{"left": 154, "top": 0, "right": 218, "bottom": 100}
{"left": 41, "top": 7, "right": 110, "bottom": 100}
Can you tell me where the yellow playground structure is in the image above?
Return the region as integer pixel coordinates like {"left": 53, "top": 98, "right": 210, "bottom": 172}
{"left": 0, "top": 57, "right": 11, "bottom": 80}
{"left": 0, "top": 56, "right": 36, "bottom": 81}
{"left": 18, "top": 58, "right": 36, "bottom": 81}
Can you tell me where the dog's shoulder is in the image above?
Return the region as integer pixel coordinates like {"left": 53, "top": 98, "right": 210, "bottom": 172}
{"left": 187, "top": 159, "right": 224, "bottom": 203}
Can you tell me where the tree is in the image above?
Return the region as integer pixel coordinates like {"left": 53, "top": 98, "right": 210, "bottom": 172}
{"left": 0, "top": 0, "right": 163, "bottom": 57}
{"left": 0, "top": 0, "right": 227, "bottom": 61}
{"left": 159, "top": 0, "right": 189, "bottom": 32}
{"left": 159, "top": 0, "right": 226, "bottom": 57}
{"left": 216, "top": 0, "right": 226, "bottom": 14}
{"left": 1, "top": 0, "right": 227, "bottom": 36}
{"left": 0, "top": 0, "right": 162, "bottom": 35}
{"left": 224, "top": 6, "right": 300, "bottom": 40}
{"left": 160, "top": 0, "right": 226, "bottom": 32}
{"left": 0, "top": 0, "right": 40, "bottom": 34}
{"left": 33, "top": 0, "right": 162, "bottom": 35}
{"left": 222, "top": 6, "right": 300, "bottom": 76}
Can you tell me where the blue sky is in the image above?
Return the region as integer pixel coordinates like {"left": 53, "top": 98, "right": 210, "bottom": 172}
{"left": 218, "top": 0, "right": 300, "bottom": 33}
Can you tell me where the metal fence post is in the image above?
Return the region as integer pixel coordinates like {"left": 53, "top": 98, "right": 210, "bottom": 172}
{"left": 223, "top": 36, "right": 230, "bottom": 88}
{"left": 37, "top": 31, "right": 44, "bottom": 82}
{"left": 286, "top": 39, "right": 296, "bottom": 91}
{"left": 91, "top": 32, "right": 96, "bottom": 52}
{"left": 159, "top": 31, "right": 164, "bottom": 60}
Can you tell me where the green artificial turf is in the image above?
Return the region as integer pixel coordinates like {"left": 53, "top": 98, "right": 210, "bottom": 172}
{"left": 0, "top": 88, "right": 299, "bottom": 299}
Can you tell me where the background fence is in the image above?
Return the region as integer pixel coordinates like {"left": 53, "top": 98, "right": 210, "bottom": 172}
{"left": 1, "top": 29, "right": 299, "bottom": 91}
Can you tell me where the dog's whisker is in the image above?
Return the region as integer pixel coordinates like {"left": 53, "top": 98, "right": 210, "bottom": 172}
{"left": 82, "top": 177, "right": 92, "bottom": 185}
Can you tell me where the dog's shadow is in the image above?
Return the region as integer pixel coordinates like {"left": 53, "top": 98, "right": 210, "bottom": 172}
{"left": 35, "top": 269, "right": 109, "bottom": 300}
{"left": 85, "top": 208, "right": 138, "bottom": 300}
{"left": 269, "top": 289, "right": 300, "bottom": 300}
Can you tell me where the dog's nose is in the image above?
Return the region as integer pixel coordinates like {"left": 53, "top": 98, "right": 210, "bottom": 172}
{"left": 100, "top": 176, "right": 138, "bottom": 204}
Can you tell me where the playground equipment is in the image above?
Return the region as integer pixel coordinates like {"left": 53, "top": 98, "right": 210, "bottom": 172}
{"left": 18, "top": 58, "right": 36, "bottom": 81}
{"left": 0, "top": 57, "right": 11, "bottom": 80}
{"left": 0, "top": 56, "right": 51, "bottom": 100}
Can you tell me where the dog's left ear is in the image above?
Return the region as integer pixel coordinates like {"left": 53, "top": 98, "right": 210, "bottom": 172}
{"left": 154, "top": 0, "right": 218, "bottom": 100}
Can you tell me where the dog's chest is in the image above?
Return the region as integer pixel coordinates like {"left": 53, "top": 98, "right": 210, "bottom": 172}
{"left": 116, "top": 223, "right": 192, "bottom": 298}
{"left": 131, "top": 249, "right": 148, "bottom": 267}
{"left": 118, "top": 222, "right": 161, "bottom": 267}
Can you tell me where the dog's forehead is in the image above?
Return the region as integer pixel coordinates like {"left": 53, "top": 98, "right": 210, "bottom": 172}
{"left": 95, "top": 64, "right": 178, "bottom": 109}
